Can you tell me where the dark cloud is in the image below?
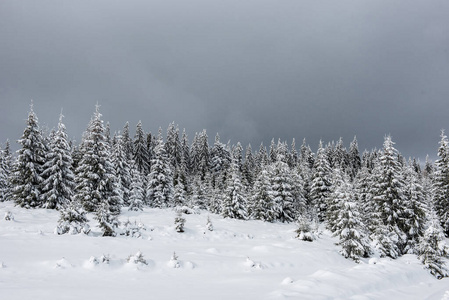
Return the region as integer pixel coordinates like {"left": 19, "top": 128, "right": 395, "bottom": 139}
{"left": 1, "top": 0, "right": 449, "bottom": 161}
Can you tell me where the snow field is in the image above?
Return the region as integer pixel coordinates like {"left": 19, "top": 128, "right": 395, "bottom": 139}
{"left": 1, "top": 202, "right": 448, "bottom": 300}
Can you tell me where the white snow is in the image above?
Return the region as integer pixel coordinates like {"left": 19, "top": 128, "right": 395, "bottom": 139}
{"left": 0, "top": 201, "right": 448, "bottom": 300}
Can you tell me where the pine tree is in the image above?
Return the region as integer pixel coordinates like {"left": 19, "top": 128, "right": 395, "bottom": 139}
{"left": 11, "top": 102, "right": 47, "bottom": 208}
{"left": 74, "top": 105, "right": 122, "bottom": 216}
{"left": 348, "top": 136, "right": 362, "bottom": 180}
{"left": 94, "top": 200, "right": 119, "bottom": 237}
{"left": 55, "top": 198, "right": 90, "bottom": 235}
{"left": 270, "top": 154, "right": 296, "bottom": 223}
{"left": 122, "top": 121, "right": 134, "bottom": 161}
{"left": 309, "top": 141, "right": 332, "bottom": 222}
{"left": 370, "top": 136, "right": 407, "bottom": 258}
{"left": 128, "top": 166, "right": 144, "bottom": 211}
{"left": 418, "top": 209, "right": 449, "bottom": 279}
{"left": 433, "top": 130, "right": 449, "bottom": 236}
{"left": 133, "top": 121, "right": 150, "bottom": 176}
{"left": 165, "top": 122, "right": 182, "bottom": 169}
{"left": 221, "top": 160, "right": 248, "bottom": 220}
{"left": 242, "top": 144, "right": 255, "bottom": 190}
{"left": 41, "top": 113, "right": 75, "bottom": 209}
{"left": 2, "top": 140, "right": 13, "bottom": 201}
{"left": 147, "top": 135, "right": 173, "bottom": 208}
{"left": 403, "top": 161, "right": 427, "bottom": 254}
{"left": 111, "top": 134, "right": 131, "bottom": 206}
{"left": 174, "top": 212, "right": 186, "bottom": 232}
{"left": 250, "top": 167, "right": 275, "bottom": 222}
{"left": 330, "top": 171, "right": 370, "bottom": 262}
{"left": 210, "top": 133, "right": 231, "bottom": 187}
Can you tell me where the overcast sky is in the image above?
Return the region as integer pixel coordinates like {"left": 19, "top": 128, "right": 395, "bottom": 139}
{"left": 1, "top": 0, "right": 448, "bottom": 161}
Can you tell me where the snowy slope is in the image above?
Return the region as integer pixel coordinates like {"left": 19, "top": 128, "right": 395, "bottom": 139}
{"left": 0, "top": 201, "right": 448, "bottom": 300}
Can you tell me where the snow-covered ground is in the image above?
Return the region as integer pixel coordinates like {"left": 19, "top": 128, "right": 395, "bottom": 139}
{"left": 0, "top": 201, "right": 448, "bottom": 300}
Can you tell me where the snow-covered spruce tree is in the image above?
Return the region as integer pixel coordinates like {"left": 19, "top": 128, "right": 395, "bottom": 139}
{"left": 133, "top": 121, "right": 151, "bottom": 176}
{"left": 122, "top": 121, "right": 134, "bottom": 161}
{"left": 210, "top": 133, "right": 231, "bottom": 188}
{"left": 128, "top": 166, "right": 144, "bottom": 211}
{"left": 309, "top": 140, "right": 332, "bottom": 222}
{"left": 353, "top": 165, "right": 376, "bottom": 230}
{"left": 0, "top": 140, "right": 13, "bottom": 202}
{"left": 221, "top": 159, "right": 248, "bottom": 220}
{"left": 433, "top": 130, "right": 449, "bottom": 236}
{"left": 55, "top": 198, "right": 90, "bottom": 235}
{"left": 165, "top": 122, "right": 182, "bottom": 169}
{"left": 418, "top": 209, "right": 449, "bottom": 279}
{"left": 174, "top": 212, "right": 186, "bottom": 232}
{"left": 402, "top": 161, "right": 427, "bottom": 254}
{"left": 173, "top": 168, "right": 188, "bottom": 208}
{"left": 288, "top": 138, "right": 298, "bottom": 168}
{"left": 206, "top": 215, "right": 213, "bottom": 231}
{"left": 370, "top": 136, "right": 407, "bottom": 258}
{"left": 242, "top": 144, "right": 256, "bottom": 190}
{"left": 41, "top": 113, "right": 75, "bottom": 209}
{"left": 250, "top": 167, "right": 275, "bottom": 222}
{"left": 269, "top": 153, "right": 296, "bottom": 223}
{"left": 74, "top": 105, "right": 122, "bottom": 217}
{"left": 330, "top": 170, "right": 370, "bottom": 262}
{"left": 11, "top": 102, "right": 47, "bottom": 208}
{"left": 348, "top": 136, "right": 362, "bottom": 180}
{"left": 146, "top": 134, "right": 173, "bottom": 208}
{"left": 111, "top": 134, "right": 131, "bottom": 206}
{"left": 94, "top": 200, "right": 119, "bottom": 237}
{"left": 181, "top": 129, "right": 191, "bottom": 175}
{"left": 0, "top": 145, "right": 8, "bottom": 202}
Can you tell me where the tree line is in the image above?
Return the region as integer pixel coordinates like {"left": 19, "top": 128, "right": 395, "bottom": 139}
{"left": 0, "top": 103, "right": 448, "bottom": 278}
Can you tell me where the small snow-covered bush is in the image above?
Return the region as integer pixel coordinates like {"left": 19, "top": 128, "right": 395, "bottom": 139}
{"left": 206, "top": 216, "right": 213, "bottom": 231}
{"left": 175, "top": 212, "right": 186, "bottom": 233}
{"left": 174, "top": 206, "right": 197, "bottom": 215}
{"left": 127, "top": 251, "right": 148, "bottom": 265}
{"left": 295, "top": 217, "right": 317, "bottom": 242}
{"left": 168, "top": 252, "right": 180, "bottom": 268}
{"left": 4, "top": 211, "right": 13, "bottom": 221}
{"left": 120, "top": 219, "right": 146, "bottom": 238}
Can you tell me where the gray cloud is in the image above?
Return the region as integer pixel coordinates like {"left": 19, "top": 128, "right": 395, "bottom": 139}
{"left": 1, "top": 0, "right": 449, "bottom": 160}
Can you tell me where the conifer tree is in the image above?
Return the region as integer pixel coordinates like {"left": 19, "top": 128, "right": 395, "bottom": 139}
{"left": 74, "top": 105, "right": 122, "bottom": 216}
{"left": 433, "top": 130, "right": 449, "bottom": 236}
{"left": 309, "top": 141, "right": 332, "bottom": 222}
{"left": 348, "top": 136, "right": 362, "bottom": 180}
{"left": 165, "top": 122, "right": 182, "bottom": 169}
{"left": 95, "top": 200, "right": 119, "bottom": 237}
{"left": 11, "top": 102, "right": 47, "bottom": 208}
{"left": 221, "top": 160, "right": 248, "bottom": 220}
{"left": 418, "top": 209, "right": 449, "bottom": 279}
{"left": 111, "top": 134, "right": 131, "bottom": 206}
{"left": 128, "top": 166, "right": 144, "bottom": 211}
{"left": 250, "top": 167, "right": 275, "bottom": 222}
{"left": 181, "top": 129, "right": 191, "bottom": 174}
{"left": 0, "top": 140, "right": 13, "bottom": 202}
{"left": 270, "top": 154, "right": 296, "bottom": 223}
{"left": 55, "top": 198, "right": 90, "bottom": 235}
{"left": 288, "top": 138, "right": 298, "bottom": 168}
{"left": 242, "top": 144, "right": 255, "bottom": 189}
{"left": 370, "top": 136, "right": 407, "bottom": 258}
{"left": 41, "top": 113, "right": 75, "bottom": 209}
{"left": 147, "top": 135, "right": 173, "bottom": 208}
{"left": 403, "top": 161, "right": 427, "bottom": 253}
{"left": 0, "top": 145, "right": 9, "bottom": 201}
{"left": 173, "top": 173, "right": 187, "bottom": 208}
{"left": 210, "top": 133, "right": 231, "bottom": 187}
{"left": 122, "top": 121, "right": 134, "bottom": 161}
{"left": 133, "top": 121, "right": 150, "bottom": 175}
{"left": 330, "top": 170, "right": 370, "bottom": 262}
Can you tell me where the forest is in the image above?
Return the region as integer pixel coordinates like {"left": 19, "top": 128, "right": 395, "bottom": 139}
{"left": 0, "top": 103, "right": 448, "bottom": 278}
